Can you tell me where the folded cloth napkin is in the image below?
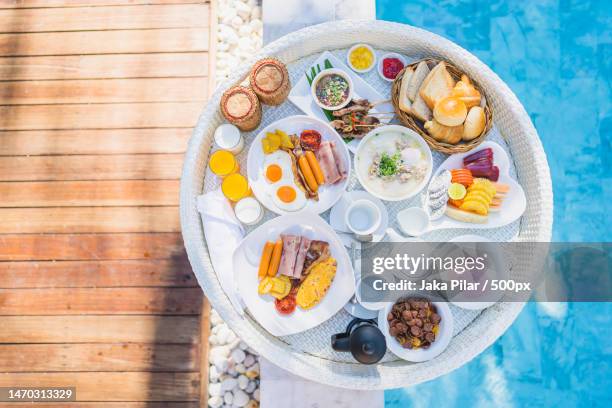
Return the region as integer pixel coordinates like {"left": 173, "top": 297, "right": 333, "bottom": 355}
{"left": 197, "top": 189, "right": 245, "bottom": 315}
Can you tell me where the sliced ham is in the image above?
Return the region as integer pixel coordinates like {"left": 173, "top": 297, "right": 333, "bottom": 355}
{"left": 278, "top": 234, "right": 301, "bottom": 277}
{"left": 316, "top": 141, "right": 342, "bottom": 184}
{"left": 329, "top": 141, "right": 348, "bottom": 181}
{"left": 291, "top": 237, "right": 311, "bottom": 279}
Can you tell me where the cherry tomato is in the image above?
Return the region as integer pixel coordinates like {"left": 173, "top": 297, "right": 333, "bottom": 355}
{"left": 275, "top": 294, "right": 297, "bottom": 315}
{"left": 300, "top": 129, "right": 322, "bottom": 151}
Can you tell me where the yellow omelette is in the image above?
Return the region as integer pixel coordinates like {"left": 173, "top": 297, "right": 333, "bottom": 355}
{"left": 296, "top": 257, "right": 337, "bottom": 309}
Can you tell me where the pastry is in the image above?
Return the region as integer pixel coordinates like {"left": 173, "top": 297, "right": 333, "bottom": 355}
{"left": 463, "top": 106, "right": 486, "bottom": 140}
{"left": 451, "top": 75, "right": 481, "bottom": 108}
{"left": 249, "top": 58, "right": 290, "bottom": 106}
{"left": 398, "top": 67, "right": 414, "bottom": 113}
{"left": 220, "top": 86, "right": 262, "bottom": 131}
{"left": 419, "top": 62, "right": 455, "bottom": 109}
{"left": 407, "top": 61, "right": 430, "bottom": 101}
{"left": 433, "top": 96, "right": 467, "bottom": 126}
{"left": 424, "top": 119, "right": 463, "bottom": 144}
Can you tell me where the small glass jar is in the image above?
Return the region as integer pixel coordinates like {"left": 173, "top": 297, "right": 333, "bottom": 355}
{"left": 214, "top": 124, "right": 244, "bottom": 154}
{"left": 234, "top": 196, "right": 263, "bottom": 225}
{"left": 209, "top": 150, "right": 239, "bottom": 178}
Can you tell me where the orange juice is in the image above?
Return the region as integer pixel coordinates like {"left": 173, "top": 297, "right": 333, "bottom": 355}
{"left": 209, "top": 150, "right": 238, "bottom": 177}
{"left": 221, "top": 173, "right": 249, "bottom": 202}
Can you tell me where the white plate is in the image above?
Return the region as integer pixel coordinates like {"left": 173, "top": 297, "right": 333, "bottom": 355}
{"left": 288, "top": 50, "right": 395, "bottom": 153}
{"left": 232, "top": 211, "right": 355, "bottom": 337}
{"left": 378, "top": 298, "right": 453, "bottom": 362}
{"left": 247, "top": 115, "right": 351, "bottom": 215}
{"left": 426, "top": 141, "right": 527, "bottom": 231}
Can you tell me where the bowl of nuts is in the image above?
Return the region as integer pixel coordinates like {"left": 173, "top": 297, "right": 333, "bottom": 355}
{"left": 378, "top": 296, "right": 453, "bottom": 362}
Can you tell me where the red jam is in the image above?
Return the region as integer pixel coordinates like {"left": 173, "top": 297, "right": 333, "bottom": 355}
{"left": 382, "top": 57, "right": 404, "bottom": 79}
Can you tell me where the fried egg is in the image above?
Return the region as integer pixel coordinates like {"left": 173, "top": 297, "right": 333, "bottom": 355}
{"left": 262, "top": 150, "right": 307, "bottom": 212}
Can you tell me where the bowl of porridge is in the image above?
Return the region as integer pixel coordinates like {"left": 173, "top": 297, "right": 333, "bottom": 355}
{"left": 354, "top": 125, "right": 433, "bottom": 201}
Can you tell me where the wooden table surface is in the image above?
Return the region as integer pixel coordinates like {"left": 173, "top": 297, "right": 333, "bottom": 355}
{"left": 0, "top": 1, "right": 214, "bottom": 406}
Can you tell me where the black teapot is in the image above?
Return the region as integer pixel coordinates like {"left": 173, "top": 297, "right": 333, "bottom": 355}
{"left": 331, "top": 318, "right": 386, "bottom": 364}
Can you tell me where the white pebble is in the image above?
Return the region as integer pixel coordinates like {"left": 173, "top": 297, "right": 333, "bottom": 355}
{"left": 221, "top": 377, "right": 238, "bottom": 392}
{"left": 209, "top": 382, "right": 222, "bottom": 397}
{"left": 209, "top": 396, "right": 223, "bottom": 408}
{"left": 216, "top": 326, "right": 232, "bottom": 344}
{"left": 237, "top": 375, "right": 249, "bottom": 390}
{"left": 253, "top": 389, "right": 260, "bottom": 402}
{"left": 234, "top": 1, "right": 251, "bottom": 19}
{"left": 243, "top": 354, "right": 255, "bottom": 368}
{"left": 230, "top": 16, "right": 244, "bottom": 29}
{"left": 212, "top": 356, "right": 228, "bottom": 373}
{"left": 209, "top": 365, "right": 220, "bottom": 382}
{"left": 221, "top": 8, "right": 237, "bottom": 25}
{"left": 238, "top": 25, "right": 252, "bottom": 37}
{"left": 251, "top": 6, "right": 261, "bottom": 20}
{"left": 239, "top": 341, "right": 249, "bottom": 350}
{"left": 235, "top": 363, "right": 246, "bottom": 374}
{"left": 245, "top": 380, "right": 256, "bottom": 394}
{"left": 224, "top": 391, "right": 234, "bottom": 405}
{"left": 249, "top": 19, "right": 263, "bottom": 32}
{"left": 210, "top": 345, "right": 230, "bottom": 359}
{"left": 231, "top": 349, "right": 246, "bottom": 364}
{"left": 233, "top": 390, "right": 249, "bottom": 407}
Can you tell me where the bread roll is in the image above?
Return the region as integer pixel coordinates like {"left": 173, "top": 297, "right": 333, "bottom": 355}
{"left": 433, "top": 96, "right": 467, "bottom": 126}
{"left": 463, "top": 106, "right": 486, "bottom": 140}
{"left": 419, "top": 62, "right": 455, "bottom": 109}
{"left": 424, "top": 119, "right": 463, "bottom": 144}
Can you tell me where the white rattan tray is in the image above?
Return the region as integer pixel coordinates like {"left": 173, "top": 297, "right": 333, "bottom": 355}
{"left": 180, "top": 20, "right": 553, "bottom": 389}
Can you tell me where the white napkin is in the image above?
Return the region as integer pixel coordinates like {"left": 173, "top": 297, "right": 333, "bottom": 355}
{"left": 197, "top": 189, "right": 245, "bottom": 315}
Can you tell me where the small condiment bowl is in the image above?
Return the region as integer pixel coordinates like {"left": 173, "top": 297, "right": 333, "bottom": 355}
{"left": 377, "top": 52, "right": 407, "bottom": 82}
{"left": 378, "top": 296, "right": 453, "bottom": 362}
{"left": 311, "top": 68, "right": 354, "bottom": 111}
{"left": 346, "top": 43, "right": 376, "bottom": 74}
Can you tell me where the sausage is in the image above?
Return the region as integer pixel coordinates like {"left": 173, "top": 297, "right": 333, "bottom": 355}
{"left": 267, "top": 239, "right": 283, "bottom": 277}
{"left": 258, "top": 241, "right": 274, "bottom": 279}
{"left": 305, "top": 150, "right": 324, "bottom": 185}
{"left": 297, "top": 154, "right": 318, "bottom": 192}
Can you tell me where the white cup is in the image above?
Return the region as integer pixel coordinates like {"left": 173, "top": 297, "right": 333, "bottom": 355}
{"left": 344, "top": 199, "right": 381, "bottom": 236}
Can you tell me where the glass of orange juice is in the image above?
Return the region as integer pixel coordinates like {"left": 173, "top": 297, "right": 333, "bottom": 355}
{"left": 221, "top": 173, "right": 250, "bottom": 202}
{"left": 209, "top": 150, "right": 238, "bottom": 177}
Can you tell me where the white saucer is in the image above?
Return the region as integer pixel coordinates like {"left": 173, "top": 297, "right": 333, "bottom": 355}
{"left": 330, "top": 190, "right": 389, "bottom": 247}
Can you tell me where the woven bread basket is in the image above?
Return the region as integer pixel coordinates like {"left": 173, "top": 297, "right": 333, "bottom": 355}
{"left": 391, "top": 58, "right": 493, "bottom": 154}
{"left": 180, "top": 20, "right": 552, "bottom": 390}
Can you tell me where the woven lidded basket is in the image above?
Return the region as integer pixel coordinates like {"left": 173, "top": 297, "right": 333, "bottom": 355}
{"left": 180, "top": 20, "right": 553, "bottom": 390}
{"left": 391, "top": 58, "right": 493, "bottom": 154}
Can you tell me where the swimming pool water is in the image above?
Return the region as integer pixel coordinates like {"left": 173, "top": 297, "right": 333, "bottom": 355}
{"left": 376, "top": 1, "right": 612, "bottom": 406}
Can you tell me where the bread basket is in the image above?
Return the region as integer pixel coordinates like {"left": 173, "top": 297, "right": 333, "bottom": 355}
{"left": 391, "top": 58, "right": 493, "bottom": 154}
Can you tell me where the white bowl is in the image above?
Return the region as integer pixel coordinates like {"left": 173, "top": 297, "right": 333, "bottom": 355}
{"left": 346, "top": 43, "right": 377, "bottom": 73}
{"left": 354, "top": 125, "right": 433, "bottom": 202}
{"left": 378, "top": 297, "right": 453, "bottom": 362}
{"left": 377, "top": 52, "right": 407, "bottom": 82}
{"left": 310, "top": 68, "right": 354, "bottom": 111}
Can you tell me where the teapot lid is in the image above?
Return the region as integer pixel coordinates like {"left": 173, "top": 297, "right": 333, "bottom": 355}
{"left": 350, "top": 324, "right": 387, "bottom": 364}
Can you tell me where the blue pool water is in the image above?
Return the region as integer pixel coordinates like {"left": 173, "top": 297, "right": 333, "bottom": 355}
{"left": 376, "top": 1, "right": 612, "bottom": 406}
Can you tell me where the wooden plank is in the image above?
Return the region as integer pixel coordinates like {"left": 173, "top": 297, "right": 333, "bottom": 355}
{"left": 0, "top": 4, "right": 209, "bottom": 32}
{"left": 0, "top": 343, "right": 199, "bottom": 372}
{"left": 0, "top": 103, "right": 202, "bottom": 130}
{"left": 0, "top": 372, "right": 199, "bottom": 401}
{"left": 0, "top": 128, "right": 192, "bottom": 155}
{"left": 199, "top": 298, "right": 211, "bottom": 403}
{"left": 0, "top": 233, "right": 184, "bottom": 261}
{"left": 0, "top": 315, "right": 199, "bottom": 343}
{"left": 0, "top": 259, "right": 196, "bottom": 288}
{"left": 0, "top": 0, "right": 206, "bottom": 9}
{"left": 0, "top": 180, "right": 180, "bottom": 206}
{"left": 0, "top": 28, "right": 209, "bottom": 56}
{"left": 0, "top": 287, "right": 202, "bottom": 314}
{"left": 0, "top": 53, "right": 209, "bottom": 80}
{"left": 0, "top": 207, "right": 180, "bottom": 233}
{"left": 0, "top": 154, "right": 184, "bottom": 180}
{"left": 0, "top": 78, "right": 208, "bottom": 104}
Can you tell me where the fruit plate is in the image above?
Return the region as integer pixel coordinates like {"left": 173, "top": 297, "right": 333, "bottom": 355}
{"left": 426, "top": 141, "right": 527, "bottom": 231}
{"left": 247, "top": 115, "right": 351, "bottom": 215}
{"left": 232, "top": 211, "right": 355, "bottom": 336}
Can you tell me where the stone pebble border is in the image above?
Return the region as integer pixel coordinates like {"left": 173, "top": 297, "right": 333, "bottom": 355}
{"left": 208, "top": 1, "right": 263, "bottom": 408}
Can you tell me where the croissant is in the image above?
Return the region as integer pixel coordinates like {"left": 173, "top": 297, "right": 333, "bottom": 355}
{"left": 451, "top": 75, "right": 481, "bottom": 108}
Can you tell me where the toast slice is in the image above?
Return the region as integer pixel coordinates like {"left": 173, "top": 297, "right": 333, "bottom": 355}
{"left": 411, "top": 93, "right": 432, "bottom": 122}
{"left": 419, "top": 62, "right": 455, "bottom": 109}
{"left": 407, "top": 61, "right": 430, "bottom": 101}
{"left": 398, "top": 67, "right": 414, "bottom": 113}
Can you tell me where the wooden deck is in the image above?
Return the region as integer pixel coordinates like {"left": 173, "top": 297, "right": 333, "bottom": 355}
{"left": 0, "top": 0, "right": 214, "bottom": 405}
